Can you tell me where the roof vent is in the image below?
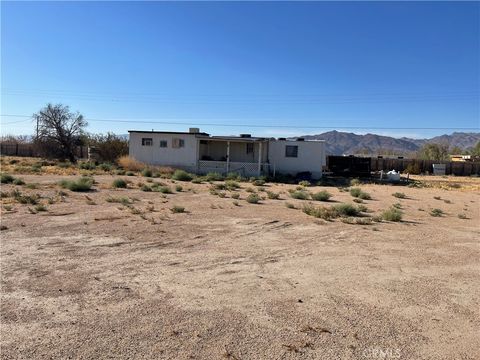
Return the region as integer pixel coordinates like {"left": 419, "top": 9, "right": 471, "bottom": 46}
{"left": 296, "top": 137, "right": 305, "bottom": 141}
{"left": 189, "top": 127, "right": 200, "bottom": 133}
{"left": 240, "top": 134, "right": 251, "bottom": 138}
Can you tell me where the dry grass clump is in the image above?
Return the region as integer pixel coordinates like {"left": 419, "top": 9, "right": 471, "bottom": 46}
{"left": 117, "top": 156, "right": 145, "bottom": 172}
{"left": 170, "top": 205, "right": 185, "bottom": 213}
{"left": 172, "top": 170, "right": 194, "bottom": 181}
{"left": 112, "top": 178, "right": 128, "bottom": 188}
{"left": 350, "top": 187, "right": 371, "bottom": 200}
{"left": 246, "top": 193, "right": 261, "bottom": 204}
{"left": 381, "top": 207, "right": 403, "bottom": 222}
{"left": 266, "top": 191, "right": 280, "bottom": 200}
{"left": 289, "top": 190, "right": 309, "bottom": 200}
{"left": 59, "top": 177, "right": 94, "bottom": 192}
{"left": 303, "top": 203, "right": 361, "bottom": 220}
{"left": 106, "top": 196, "right": 133, "bottom": 205}
{"left": 392, "top": 192, "right": 406, "bottom": 199}
{"left": 311, "top": 190, "right": 332, "bottom": 202}
{"left": 285, "top": 202, "right": 295, "bottom": 209}
{"left": 1, "top": 173, "right": 15, "bottom": 184}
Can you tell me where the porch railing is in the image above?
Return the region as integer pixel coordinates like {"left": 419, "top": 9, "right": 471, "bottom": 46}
{"left": 197, "top": 160, "right": 269, "bottom": 176}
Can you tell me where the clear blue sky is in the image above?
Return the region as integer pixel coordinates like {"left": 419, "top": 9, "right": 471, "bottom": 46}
{"left": 1, "top": 1, "right": 479, "bottom": 139}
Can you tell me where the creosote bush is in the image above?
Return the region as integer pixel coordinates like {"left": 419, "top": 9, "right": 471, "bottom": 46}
{"left": 430, "top": 208, "right": 444, "bottom": 217}
{"left": 266, "top": 191, "right": 280, "bottom": 200}
{"left": 59, "top": 177, "right": 93, "bottom": 192}
{"left": 172, "top": 170, "right": 193, "bottom": 181}
{"left": 311, "top": 191, "right": 331, "bottom": 202}
{"left": 112, "top": 178, "right": 128, "bottom": 188}
{"left": 290, "top": 190, "right": 309, "bottom": 200}
{"left": 350, "top": 187, "right": 371, "bottom": 200}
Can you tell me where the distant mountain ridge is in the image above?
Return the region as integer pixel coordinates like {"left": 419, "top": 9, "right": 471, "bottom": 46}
{"left": 301, "top": 131, "right": 480, "bottom": 155}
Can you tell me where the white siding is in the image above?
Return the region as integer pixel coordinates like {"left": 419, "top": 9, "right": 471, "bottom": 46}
{"left": 269, "top": 140, "right": 325, "bottom": 178}
{"left": 128, "top": 132, "right": 199, "bottom": 171}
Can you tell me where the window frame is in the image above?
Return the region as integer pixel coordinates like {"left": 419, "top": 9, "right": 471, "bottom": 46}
{"left": 172, "top": 138, "right": 185, "bottom": 149}
{"left": 142, "top": 138, "right": 153, "bottom": 146}
{"left": 246, "top": 143, "right": 254, "bottom": 154}
{"left": 285, "top": 145, "right": 298, "bottom": 158}
{"left": 159, "top": 140, "right": 168, "bottom": 148}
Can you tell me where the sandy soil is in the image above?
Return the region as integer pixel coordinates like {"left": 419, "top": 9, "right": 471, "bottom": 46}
{"left": 1, "top": 174, "right": 479, "bottom": 359}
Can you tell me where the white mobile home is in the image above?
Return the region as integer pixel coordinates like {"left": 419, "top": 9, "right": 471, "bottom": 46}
{"left": 128, "top": 129, "right": 325, "bottom": 178}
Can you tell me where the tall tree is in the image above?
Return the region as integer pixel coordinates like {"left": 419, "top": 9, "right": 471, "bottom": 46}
{"left": 417, "top": 143, "right": 449, "bottom": 161}
{"left": 33, "top": 104, "right": 87, "bottom": 162}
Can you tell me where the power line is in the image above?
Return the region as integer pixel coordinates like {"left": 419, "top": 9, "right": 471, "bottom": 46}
{"left": 1, "top": 114, "right": 478, "bottom": 130}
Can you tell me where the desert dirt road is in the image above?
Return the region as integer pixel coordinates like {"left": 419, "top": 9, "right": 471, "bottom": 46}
{"left": 1, "top": 175, "right": 479, "bottom": 359}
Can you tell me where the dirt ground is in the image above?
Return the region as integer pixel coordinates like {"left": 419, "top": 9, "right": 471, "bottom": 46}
{"left": 1, "top": 174, "right": 479, "bottom": 359}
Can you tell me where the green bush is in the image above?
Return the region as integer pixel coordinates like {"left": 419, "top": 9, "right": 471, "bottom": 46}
{"left": 79, "top": 162, "right": 96, "bottom": 170}
{"left": 126, "top": 171, "right": 135, "bottom": 176}
{"left": 266, "top": 191, "right": 280, "bottom": 200}
{"left": 392, "top": 192, "right": 406, "bottom": 199}
{"left": 112, "top": 178, "right": 128, "bottom": 188}
{"left": 225, "top": 180, "right": 241, "bottom": 190}
{"left": 59, "top": 177, "right": 94, "bottom": 192}
{"left": 353, "top": 198, "right": 363, "bottom": 203}
{"left": 170, "top": 205, "right": 185, "bottom": 213}
{"left": 334, "top": 203, "right": 360, "bottom": 217}
{"left": 298, "top": 180, "right": 311, "bottom": 187}
{"left": 116, "top": 169, "right": 126, "bottom": 175}
{"left": 430, "top": 208, "right": 444, "bottom": 217}
{"left": 13, "top": 178, "right": 25, "bottom": 185}
{"left": 311, "top": 191, "right": 331, "bottom": 202}
{"left": 172, "top": 170, "right": 193, "bottom": 181}
{"left": 191, "top": 177, "right": 203, "bottom": 184}
{"left": 458, "top": 213, "right": 467, "bottom": 219}
{"left": 252, "top": 179, "right": 266, "bottom": 186}
{"left": 231, "top": 192, "right": 240, "bottom": 199}
{"left": 225, "top": 172, "right": 242, "bottom": 181}
{"left": 246, "top": 193, "right": 261, "bottom": 204}
{"left": 1, "top": 174, "right": 15, "bottom": 184}
{"left": 142, "top": 168, "right": 153, "bottom": 177}
{"left": 175, "top": 185, "right": 183, "bottom": 192}
{"left": 34, "top": 204, "right": 47, "bottom": 212}
{"left": 285, "top": 202, "right": 295, "bottom": 209}
{"left": 350, "top": 187, "right": 371, "bottom": 200}
{"left": 99, "top": 163, "right": 113, "bottom": 171}
{"left": 155, "top": 186, "right": 172, "bottom": 194}
{"left": 350, "top": 178, "right": 361, "bottom": 186}
{"left": 141, "top": 185, "right": 152, "bottom": 192}
{"left": 204, "top": 172, "right": 224, "bottom": 181}
{"left": 106, "top": 196, "right": 132, "bottom": 205}
{"left": 381, "top": 207, "right": 403, "bottom": 222}
{"left": 290, "top": 190, "right": 309, "bottom": 200}
{"left": 302, "top": 204, "right": 339, "bottom": 220}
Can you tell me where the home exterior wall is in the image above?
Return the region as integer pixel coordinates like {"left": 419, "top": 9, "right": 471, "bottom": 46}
{"left": 128, "top": 132, "right": 200, "bottom": 171}
{"left": 269, "top": 140, "right": 325, "bottom": 178}
{"left": 199, "top": 141, "right": 267, "bottom": 163}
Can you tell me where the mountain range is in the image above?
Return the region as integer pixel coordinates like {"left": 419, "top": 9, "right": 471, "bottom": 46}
{"left": 301, "top": 131, "right": 480, "bottom": 155}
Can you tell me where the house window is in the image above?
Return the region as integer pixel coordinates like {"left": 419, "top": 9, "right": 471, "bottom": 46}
{"left": 142, "top": 138, "right": 153, "bottom": 146}
{"left": 285, "top": 145, "right": 298, "bottom": 158}
{"left": 159, "top": 140, "right": 168, "bottom": 148}
{"left": 246, "top": 143, "right": 254, "bottom": 154}
{"left": 172, "top": 138, "right": 185, "bottom": 148}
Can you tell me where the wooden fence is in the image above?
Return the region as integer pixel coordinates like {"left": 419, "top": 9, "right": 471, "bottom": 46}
{"left": 370, "top": 158, "right": 480, "bottom": 176}
{"left": 0, "top": 143, "right": 88, "bottom": 159}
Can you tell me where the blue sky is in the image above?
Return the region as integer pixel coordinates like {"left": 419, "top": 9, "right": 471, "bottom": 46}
{"left": 1, "top": 1, "right": 479, "bottom": 139}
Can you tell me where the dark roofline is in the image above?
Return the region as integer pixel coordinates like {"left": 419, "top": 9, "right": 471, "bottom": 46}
{"left": 128, "top": 130, "right": 210, "bottom": 136}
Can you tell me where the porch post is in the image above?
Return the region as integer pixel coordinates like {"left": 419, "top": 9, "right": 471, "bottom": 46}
{"left": 257, "top": 141, "right": 262, "bottom": 176}
{"left": 226, "top": 141, "right": 230, "bottom": 173}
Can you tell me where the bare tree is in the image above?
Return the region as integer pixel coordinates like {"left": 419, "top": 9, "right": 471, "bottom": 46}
{"left": 33, "top": 104, "right": 87, "bottom": 162}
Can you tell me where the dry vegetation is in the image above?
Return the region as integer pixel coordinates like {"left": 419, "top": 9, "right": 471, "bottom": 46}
{"left": 1, "top": 156, "right": 479, "bottom": 359}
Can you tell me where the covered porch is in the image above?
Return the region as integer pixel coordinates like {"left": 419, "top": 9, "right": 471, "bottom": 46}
{"left": 197, "top": 136, "right": 269, "bottom": 177}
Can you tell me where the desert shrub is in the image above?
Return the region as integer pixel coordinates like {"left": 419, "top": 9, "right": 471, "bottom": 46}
{"left": 106, "top": 196, "right": 132, "bottom": 205}
{"left": 225, "top": 180, "right": 240, "bottom": 190}
{"left": 112, "top": 178, "right": 128, "bottom": 188}
{"left": 172, "top": 170, "right": 193, "bottom": 181}
{"left": 231, "top": 192, "right": 240, "bottom": 199}
{"left": 225, "top": 172, "right": 242, "bottom": 181}
{"left": 341, "top": 217, "right": 372, "bottom": 225}
{"left": 155, "top": 186, "right": 172, "bottom": 194}
{"left": 141, "top": 185, "right": 152, "bottom": 192}
{"left": 298, "top": 180, "right": 311, "bottom": 187}
{"left": 290, "top": 190, "right": 309, "bottom": 200}
{"left": 245, "top": 187, "right": 256, "bottom": 193}
{"left": 350, "top": 178, "right": 361, "bottom": 186}
{"left": 191, "top": 177, "right": 203, "bottom": 184}
{"left": 1, "top": 173, "right": 15, "bottom": 183}
{"left": 204, "top": 172, "right": 224, "bottom": 182}
{"left": 170, "top": 205, "right": 185, "bottom": 213}
{"left": 302, "top": 204, "right": 339, "bottom": 220}
{"left": 405, "top": 163, "right": 421, "bottom": 175}
{"left": 57, "top": 161, "right": 72, "bottom": 168}
{"left": 458, "top": 213, "right": 467, "bottom": 219}
{"left": 311, "top": 191, "right": 331, "bottom": 202}
{"left": 141, "top": 168, "right": 153, "bottom": 177}
{"left": 116, "top": 169, "right": 126, "bottom": 175}
{"left": 430, "top": 208, "right": 444, "bottom": 217}
{"left": 392, "top": 192, "right": 406, "bottom": 199}
{"left": 14, "top": 192, "right": 39, "bottom": 205}
{"left": 334, "top": 203, "right": 360, "bottom": 217}
{"left": 252, "top": 179, "right": 265, "bottom": 186}
{"left": 79, "top": 162, "right": 96, "bottom": 170}
{"left": 175, "top": 185, "right": 183, "bottom": 192}
{"left": 433, "top": 196, "right": 441, "bottom": 200}
{"left": 217, "top": 192, "right": 226, "bottom": 198}
{"left": 87, "top": 133, "right": 128, "bottom": 163}
{"left": 126, "top": 171, "right": 135, "bottom": 176}
{"left": 98, "top": 163, "right": 113, "bottom": 172}
{"left": 392, "top": 202, "right": 402, "bottom": 209}
{"left": 34, "top": 204, "right": 47, "bottom": 212}
{"left": 381, "top": 207, "right": 403, "bottom": 222}
{"left": 232, "top": 200, "right": 239, "bottom": 206}
{"left": 13, "top": 178, "right": 25, "bottom": 185}
{"left": 357, "top": 204, "right": 368, "bottom": 212}
{"left": 443, "top": 199, "right": 452, "bottom": 204}
{"left": 59, "top": 177, "right": 93, "bottom": 192}
{"left": 350, "top": 187, "right": 371, "bottom": 200}
{"left": 246, "top": 193, "right": 260, "bottom": 204}
{"left": 285, "top": 202, "right": 295, "bottom": 209}
{"left": 3, "top": 204, "right": 13, "bottom": 211}
{"left": 353, "top": 198, "right": 363, "bottom": 203}
{"left": 266, "top": 191, "right": 280, "bottom": 200}
{"left": 117, "top": 156, "right": 145, "bottom": 172}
